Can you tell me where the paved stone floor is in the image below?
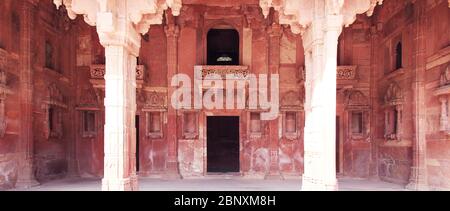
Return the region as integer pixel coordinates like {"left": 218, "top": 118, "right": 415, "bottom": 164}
{"left": 11, "top": 177, "right": 407, "bottom": 191}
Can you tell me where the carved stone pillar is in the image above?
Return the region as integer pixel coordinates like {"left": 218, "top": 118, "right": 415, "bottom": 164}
{"left": 407, "top": 2, "right": 428, "bottom": 190}
{"left": 266, "top": 23, "right": 283, "bottom": 180}
{"left": 102, "top": 44, "right": 139, "bottom": 191}
{"left": 16, "top": 0, "right": 39, "bottom": 188}
{"left": 53, "top": 0, "right": 181, "bottom": 191}
{"left": 165, "top": 19, "right": 182, "bottom": 179}
{"left": 97, "top": 5, "right": 141, "bottom": 191}
{"left": 301, "top": 14, "right": 342, "bottom": 191}
{"left": 259, "top": 0, "right": 384, "bottom": 191}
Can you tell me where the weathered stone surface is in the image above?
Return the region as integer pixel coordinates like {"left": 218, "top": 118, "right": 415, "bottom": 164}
{"left": 0, "top": 0, "right": 449, "bottom": 191}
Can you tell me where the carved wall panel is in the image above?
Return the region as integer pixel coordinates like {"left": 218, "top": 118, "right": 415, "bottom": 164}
{"left": 182, "top": 111, "right": 198, "bottom": 140}
{"left": 43, "top": 84, "right": 67, "bottom": 140}
{"left": 383, "top": 82, "right": 404, "bottom": 141}
{"left": 434, "top": 65, "right": 450, "bottom": 135}
{"left": 345, "top": 90, "right": 370, "bottom": 140}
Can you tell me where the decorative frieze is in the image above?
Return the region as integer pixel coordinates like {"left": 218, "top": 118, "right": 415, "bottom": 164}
{"left": 90, "top": 64, "right": 145, "bottom": 81}
{"left": 195, "top": 65, "right": 250, "bottom": 80}
{"left": 141, "top": 91, "right": 168, "bottom": 111}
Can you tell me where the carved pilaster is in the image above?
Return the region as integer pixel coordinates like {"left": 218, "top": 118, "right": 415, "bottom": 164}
{"left": 164, "top": 21, "right": 182, "bottom": 179}
{"left": 16, "top": 0, "right": 39, "bottom": 189}
{"left": 407, "top": 2, "right": 429, "bottom": 190}
{"left": 265, "top": 23, "right": 283, "bottom": 180}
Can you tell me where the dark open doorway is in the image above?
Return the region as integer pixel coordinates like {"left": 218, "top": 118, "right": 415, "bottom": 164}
{"left": 207, "top": 116, "right": 240, "bottom": 173}
{"left": 135, "top": 115, "right": 140, "bottom": 172}
{"left": 207, "top": 29, "right": 239, "bottom": 65}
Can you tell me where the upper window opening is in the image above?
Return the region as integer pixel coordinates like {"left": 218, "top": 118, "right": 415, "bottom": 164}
{"left": 395, "top": 42, "right": 402, "bottom": 70}
{"left": 207, "top": 28, "right": 239, "bottom": 66}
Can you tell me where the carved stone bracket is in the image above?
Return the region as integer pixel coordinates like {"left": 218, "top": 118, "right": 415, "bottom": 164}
{"left": 53, "top": 0, "right": 182, "bottom": 43}
{"left": 141, "top": 90, "right": 168, "bottom": 111}
{"left": 259, "top": 0, "right": 384, "bottom": 34}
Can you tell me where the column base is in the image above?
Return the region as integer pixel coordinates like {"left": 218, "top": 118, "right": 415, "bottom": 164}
{"left": 406, "top": 182, "right": 429, "bottom": 191}
{"left": 16, "top": 160, "right": 40, "bottom": 189}
{"left": 102, "top": 176, "right": 139, "bottom": 191}
{"left": 301, "top": 175, "right": 338, "bottom": 191}
{"left": 264, "top": 172, "right": 284, "bottom": 180}
{"left": 15, "top": 178, "right": 40, "bottom": 189}
{"left": 165, "top": 161, "right": 182, "bottom": 180}
{"left": 406, "top": 167, "right": 429, "bottom": 191}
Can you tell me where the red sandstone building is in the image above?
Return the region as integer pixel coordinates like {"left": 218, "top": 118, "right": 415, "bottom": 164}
{"left": 0, "top": 0, "right": 449, "bottom": 191}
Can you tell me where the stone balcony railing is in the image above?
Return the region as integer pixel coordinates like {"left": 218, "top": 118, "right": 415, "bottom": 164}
{"left": 194, "top": 65, "right": 356, "bottom": 81}
{"left": 194, "top": 65, "right": 250, "bottom": 80}
{"left": 90, "top": 64, "right": 145, "bottom": 81}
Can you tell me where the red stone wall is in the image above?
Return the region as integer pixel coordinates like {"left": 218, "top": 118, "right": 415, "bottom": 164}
{"left": 0, "top": 0, "right": 20, "bottom": 190}
{"left": 422, "top": 1, "right": 450, "bottom": 190}
{"left": 0, "top": 0, "right": 449, "bottom": 190}
{"left": 31, "top": 0, "right": 77, "bottom": 182}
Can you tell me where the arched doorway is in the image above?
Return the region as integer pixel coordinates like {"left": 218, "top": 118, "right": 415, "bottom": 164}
{"left": 207, "top": 28, "right": 239, "bottom": 65}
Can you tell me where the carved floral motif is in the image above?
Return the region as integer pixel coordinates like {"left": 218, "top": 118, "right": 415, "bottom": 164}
{"left": 142, "top": 91, "right": 167, "bottom": 110}
{"left": 90, "top": 64, "right": 145, "bottom": 81}
{"left": 195, "top": 66, "right": 250, "bottom": 80}
{"left": 337, "top": 66, "right": 357, "bottom": 80}
{"left": 384, "top": 82, "right": 403, "bottom": 106}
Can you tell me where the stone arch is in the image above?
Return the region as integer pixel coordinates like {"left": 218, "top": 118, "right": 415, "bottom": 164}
{"left": 346, "top": 90, "right": 369, "bottom": 109}
{"left": 204, "top": 20, "right": 242, "bottom": 65}
{"left": 47, "top": 83, "right": 65, "bottom": 106}
{"left": 79, "top": 86, "right": 99, "bottom": 108}
{"left": 384, "top": 82, "right": 403, "bottom": 106}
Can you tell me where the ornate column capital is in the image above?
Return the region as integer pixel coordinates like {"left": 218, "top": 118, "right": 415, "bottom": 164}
{"left": 259, "top": 0, "right": 384, "bottom": 34}
{"left": 165, "top": 24, "right": 180, "bottom": 38}
{"left": 53, "top": 0, "right": 183, "bottom": 55}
